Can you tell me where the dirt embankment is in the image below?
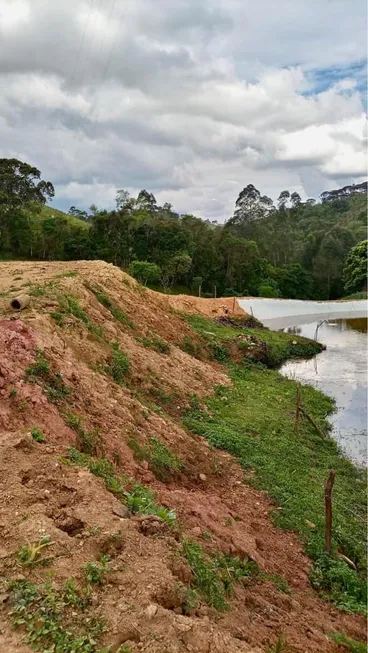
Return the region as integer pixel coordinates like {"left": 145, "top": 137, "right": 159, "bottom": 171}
{"left": 0, "top": 261, "right": 364, "bottom": 653}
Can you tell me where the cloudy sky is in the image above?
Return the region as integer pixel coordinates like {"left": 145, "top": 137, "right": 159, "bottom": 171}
{"left": 0, "top": 0, "right": 366, "bottom": 220}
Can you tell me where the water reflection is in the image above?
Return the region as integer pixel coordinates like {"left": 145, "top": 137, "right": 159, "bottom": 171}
{"left": 280, "top": 319, "right": 367, "bottom": 466}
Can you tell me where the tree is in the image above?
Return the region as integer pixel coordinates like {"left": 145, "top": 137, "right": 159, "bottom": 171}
{"left": 68, "top": 206, "right": 89, "bottom": 221}
{"left": 277, "top": 190, "right": 290, "bottom": 211}
{"left": 228, "top": 184, "right": 275, "bottom": 232}
{"left": 290, "top": 191, "right": 301, "bottom": 208}
{"left": 115, "top": 189, "right": 131, "bottom": 211}
{"left": 279, "top": 263, "right": 313, "bottom": 299}
{"left": 0, "top": 158, "right": 54, "bottom": 212}
{"left": 343, "top": 240, "right": 367, "bottom": 295}
{"left": 128, "top": 260, "right": 162, "bottom": 285}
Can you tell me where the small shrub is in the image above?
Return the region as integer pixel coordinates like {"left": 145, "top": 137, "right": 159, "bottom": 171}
{"left": 263, "top": 573, "right": 291, "bottom": 594}
{"left": 26, "top": 349, "right": 50, "bottom": 379}
{"left": 181, "top": 540, "right": 228, "bottom": 610}
{"left": 31, "top": 427, "right": 46, "bottom": 443}
{"left": 17, "top": 535, "right": 53, "bottom": 567}
{"left": 9, "top": 388, "right": 18, "bottom": 398}
{"left": 105, "top": 343, "right": 129, "bottom": 385}
{"left": 26, "top": 350, "right": 70, "bottom": 404}
{"left": 84, "top": 555, "right": 110, "bottom": 585}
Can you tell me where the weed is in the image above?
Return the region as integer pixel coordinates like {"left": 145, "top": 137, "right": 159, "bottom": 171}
{"left": 310, "top": 553, "right": 367, "bottom": 614}
{"left": 58, "top": 293, "right": 104, "bottom": 338}
{"left": 17, "top": 535, "right": 53, "bottom": 567}
{"left": 17, "top": 398, "right": 29, "bottom": 411}
{"left": 28, "top": 284, "right": 46, "bottom": 296}
{"left": 209, "top": 342, "right": 229, "bottom": 362}
{"left": 330, "top": 632, "right": 366, "bottom": 652}
{"left": 54, "top": 271, "right": 78, "bottom": 279}
{"left": 104, "top": 343, "right": 129, "bottom": 385}
{"left": 138, "top": 336, "right": 171, "bottom": 354}
{"left": 84, "top": 555, "right": 110, "bottom": 585}
{"left": 178, "top": 335, "right": 201, "bottom": 358}
{"left": 128, "top": 436, "right": 183, "bottom": 481}
{"left": 263, "top": 573, "right": 291, "bottom": 594}
{"left": 63, "top": 412, "right": 102, "bottom": 456}
{"left": 26, "top": 349, "right": 70, "bottom": 404}
{"left": 267, "top": 634, "right": 287, "bottom": 653}
{"left": 9, "top": 388, "right": 18, "bottom": 398}
{"left": 87, "top": 526, "right": 101, "bottom": 537}
{"left": 85, "top": 283, "right": 134, "bottom": 328}
{"left": 31, "top": 427, "right": 46, "bottom": 443}
{"left": 50, "top": 310, "right": 65, "bottom": 326}
{"left": 9, "top": 578, "right": 107, "bottom": 653}
{"left": 124, "top": 483, "right": 176, "bottom": 524}
{"left": 181, "top": 541, "right": 258, "bottom": 611}
{"left": 68, "top": 447, "right": 124, "bottom": 495}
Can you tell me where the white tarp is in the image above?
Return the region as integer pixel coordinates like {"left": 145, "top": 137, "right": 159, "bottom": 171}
{"left": 237, "top": 298, "right": 368, "bottom": 329}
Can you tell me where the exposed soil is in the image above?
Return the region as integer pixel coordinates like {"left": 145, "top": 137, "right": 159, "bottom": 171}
{"left": 0, "top": 261, "right": 365, "bottom": 652}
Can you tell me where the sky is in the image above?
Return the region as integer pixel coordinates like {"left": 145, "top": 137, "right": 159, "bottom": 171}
{"left": 0, "top": 0, "right": 367, "bottom": 221}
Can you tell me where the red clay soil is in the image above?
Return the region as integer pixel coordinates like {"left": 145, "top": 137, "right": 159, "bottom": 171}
{"left": 0, "top": 261, "right": 365, "bottom": 653}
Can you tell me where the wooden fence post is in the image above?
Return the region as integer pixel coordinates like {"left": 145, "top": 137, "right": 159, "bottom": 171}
{"left": 324, "top": 471, "right": 335, "bottom": 553}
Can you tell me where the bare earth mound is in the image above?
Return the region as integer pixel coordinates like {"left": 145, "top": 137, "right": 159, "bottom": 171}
{"left": 0, "top": 261, "right": 364, "bottom": 653}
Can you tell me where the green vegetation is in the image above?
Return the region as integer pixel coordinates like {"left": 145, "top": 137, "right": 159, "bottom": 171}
{"left": 124, "top": 483, "right": 177, "bottom": 524}
{"left": 104, "top": 343, "right": 130, "bottom": 385}
{"left": 17, "top": 535, "right": 53, "bottom": 567}
{"left": 185, "top": 313, "right": 322, "bottom": 367}
{"left": 330, "top": 632, "right": 367, "bottom": 653}
{"left": 183, "top": 362, "right": 366, "bottom": 613}
{"left": 177, "top": 334, "right": 202, "bottom": 358}
{"left": 30, "top": 427, "right": 46, "bottom": 443}
{"left": 85, "top": 282, "right": 134, "bottom": 328}
{"left": 58, "top": 293, "right": 104, "bottom": 337}
{"left": 343, "top": 240, "right": 367, "bottom": 295}
{"left": 128, "top": 435, "right": 183, "bottom": 481}
{"left": 9, "top": 578, "right": 107, "bottom": 653}
{"left": 84, "top": 555, "right": 111, "bottom": 585}
{"left": 310, "top": 554, "right": 366, "bottom": 614}
{"left": 137, "top": 336, "right": 171, "bottom": 354}
{"left": 63, "top": 413, "right": 102, "bottom": 456}
{"left": 26, "top": 349, "right": 70, "bottom": 404}
{"left": 182, "top": 540, "right": 259, "bottom": 610}
{"left": 68, "top": 447, "right": 123, "bottom": 494}
{"left": 1, "top": 159, "right": 366, "bottom": 299}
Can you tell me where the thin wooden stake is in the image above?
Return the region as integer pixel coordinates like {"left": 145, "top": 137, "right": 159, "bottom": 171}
{"left": 294, "top": 384, "right": 301, "bottom": 435}
{"left": 300, "top": 407, "right": 326, "bottom": 439}
{"left": 324, "top": 471, "right": 335, "bottom": 553}
{"left": 232, "top": 296, "right": 236, "bottom": 313}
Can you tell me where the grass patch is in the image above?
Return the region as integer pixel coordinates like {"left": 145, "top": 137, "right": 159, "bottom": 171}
{"left": 124, "top": 483, "right": 177, "bottom": 524}
{"left": 58, "top": 293, "right": 104, "bottom": 337}
{"left": 177, "top": 334, "right": 202, "bottom": 358}
{"left": 183, "top": 364, "right": 367, "bottom": 613}
{"left": 85, "top": 282, "right": 134, "bottom": 328}
{"left": 67, "top": 447, "right": 123, "bottom": 494}
{"left": 330, "top": 632, "right": 366, "bottom": 652}
{"left": 185, "top": 313, "right": 322, "bottom": 367}
{"left": 137, "top": 336, "right": 171, "bottom": 354}
{"left": 63, "top": 412, "right": 102, "bottom": 456}
{"left": 182, "top": 540, "right": 259, "bottom": 611}
{"left": 104, "top": 343, "right": 129, "bottom": 385}
{"left": 9, "top": 578, "right": 107, "bottom": 653}
{"left": 128, "top": 436, "right": 183, "bottom": 481}
{"left": 26, "top": 349, "right": 70, "bottom": 404}
{"left": 54, "top": 271, "right": 79, "bottom": 279}
{"left": 84, "top": 555, "right": 110, "bottom": 585}
{"left": 30, "top": 427, "right": 46, "bottom": 443}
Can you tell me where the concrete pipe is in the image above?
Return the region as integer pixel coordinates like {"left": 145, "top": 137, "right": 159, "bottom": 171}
{"left": 10, "top": 294, "right": 30, "bottom": 311}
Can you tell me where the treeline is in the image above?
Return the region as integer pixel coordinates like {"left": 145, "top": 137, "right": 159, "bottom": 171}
{"left": 0, "top": 158, "right": 367, "bottom": 299}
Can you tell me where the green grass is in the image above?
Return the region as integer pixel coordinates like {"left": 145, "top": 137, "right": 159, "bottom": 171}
{"left": 63, "top": 412, "right": 102, "bottom": 456}
{"left": 17, "top": 535, "right": 53, "bottom": 567}
{"left": 181, "top": 540, "right": 259, "bottom": 611}
{"left": 123, "top": 483, "right": 177, "bottom": 524}
{"left": 128, "top": 436, "right": 183, "bottom": 481}
{"left": 330, "top": 632, "right": 367, "bottom": 652}
{"left": 85, "top": 283, "right": 134, "bottom": 328}
{"left": 58, "top": 293, "right": 104, "bottom": 337}
{"left": 137, "top": 336, "right": 171, "bottom": 354}
{"left": 184, "top": 313, "right": 323, "bottom": 367}
{"left": 9, "top": 578, "right": 107, "bottom": 653}
{"left": 183, "top": 364, "right": 367, "bottom": 614}
{"left": 26, "top": 349, "right": 70, "bottom": 404}
{"left": 104, "top": 343, "right": 129, "bottom": 385}
{"left": 176, "top": 334, "right": 203, "bottom": 358}
{"left": 31, "top": 427, "right": 46, "bottom": 443}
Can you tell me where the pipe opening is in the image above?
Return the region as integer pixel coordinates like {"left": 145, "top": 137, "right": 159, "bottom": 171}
{"left": 11, "top": 299, "right": 21, "bottom": 310}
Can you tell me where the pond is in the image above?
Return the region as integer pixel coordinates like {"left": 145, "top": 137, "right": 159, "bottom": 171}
{"left": 237, "top": 298, "right": 367, "bottom": 466}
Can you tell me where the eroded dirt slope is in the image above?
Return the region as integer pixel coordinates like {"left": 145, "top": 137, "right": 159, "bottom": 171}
{"left": 0, "top": 261, "right": 364, "bottom": 653}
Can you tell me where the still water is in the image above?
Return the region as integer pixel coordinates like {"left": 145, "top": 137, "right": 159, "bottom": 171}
{"left": 280, "top": 319, "right": 367, "bottom": 466}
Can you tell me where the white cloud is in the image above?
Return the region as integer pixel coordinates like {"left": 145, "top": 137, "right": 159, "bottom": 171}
{"left": 0, "top": 0, "right": 366, "bottom": 219}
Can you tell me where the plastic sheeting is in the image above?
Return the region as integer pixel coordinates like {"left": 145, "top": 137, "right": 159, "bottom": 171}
{"left": 237, "top": 298, "right": 368, "bottom": 329}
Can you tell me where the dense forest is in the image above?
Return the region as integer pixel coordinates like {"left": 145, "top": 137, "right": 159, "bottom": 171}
{"left": 0, "top": 158, "right": 367, "bottom": 299}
